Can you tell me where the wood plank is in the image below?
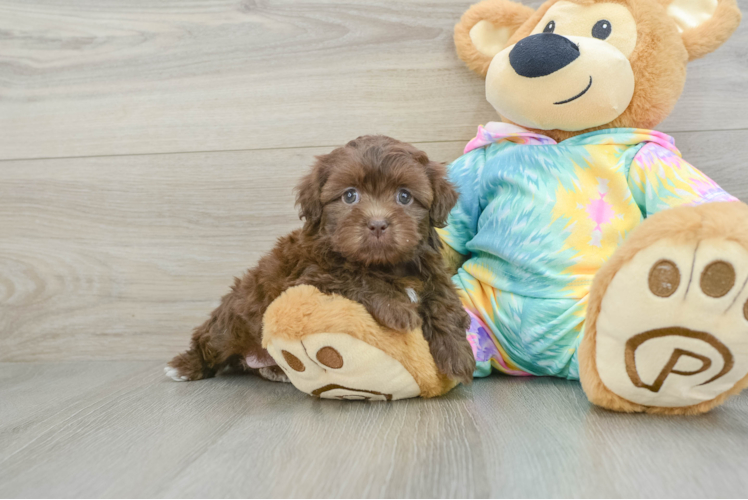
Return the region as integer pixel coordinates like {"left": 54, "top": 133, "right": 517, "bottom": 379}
{"left": 0, "top": 361, "right": 160, "bottom": 460}
{"left": 0, "top": 141, "right": 466, "bottom": 362}
{"left": 3, "top": 132, "right": 748, "bottom": 362}
{"left": 0, "top": 0, "right": 746, "bottom": 160}
{"left": 0, "top": 361, "right": 306, "bottom": 498}
{"left": 1, "top": 361, "right": 747, "bottom": 497}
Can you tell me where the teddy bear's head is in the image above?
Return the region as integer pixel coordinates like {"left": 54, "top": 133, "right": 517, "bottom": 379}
{"left": 455, "top": 0, "right": 741, "bottom": 141}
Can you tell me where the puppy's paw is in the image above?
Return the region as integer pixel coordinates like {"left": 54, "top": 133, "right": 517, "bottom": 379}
{"left": 428, "top": 330, "right": 476, "bottom": 385}
{"left": 258, "top": 365, "right": 291, "bottom": 383}
{"left": 164, "top": 366, "right": 190, "bottom": 382}
{"left": 165, "top": 351, "right": 215, "bottom": 381}
{"left": 371, "top": 302, "right": 422, "bottom": 333}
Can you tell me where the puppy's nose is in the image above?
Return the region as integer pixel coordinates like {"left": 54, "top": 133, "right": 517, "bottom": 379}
{"left": 509, "top": 33, "right": 580, "bottom": 78}
{"left": 367, "top": 220, "right": 389, "bottom": 238}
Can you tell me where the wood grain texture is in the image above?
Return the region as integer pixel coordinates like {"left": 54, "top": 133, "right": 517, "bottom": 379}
{"left": 2, "top": 131, "right": 748, "bottom": 362}
{"left": 0, "top": 361, "right": 747, "bottom": 498}
{"left": 1, "top": 1, "right": 747, "bottom": 496}
{"left": 3, "top": 130, "right": 748, "bottom": 363}
{"left": 0, "top": 141, "right": 466, "bottom": 361}
{"left": 0, "top": 0, "right": 746, "bottom": 160}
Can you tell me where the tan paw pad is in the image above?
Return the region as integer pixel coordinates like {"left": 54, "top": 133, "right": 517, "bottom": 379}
{"left": 596, "top": 238, "right": 748, "bottom": 407}
{"left": 266, "top": 333, "right": 421, "bottom": 401}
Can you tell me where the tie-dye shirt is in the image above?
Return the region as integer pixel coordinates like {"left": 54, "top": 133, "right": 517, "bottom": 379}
{"left": 439, "top": 123, "right": 736, "bottom": 380}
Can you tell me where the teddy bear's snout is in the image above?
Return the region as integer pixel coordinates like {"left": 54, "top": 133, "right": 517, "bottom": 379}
{"left": 509, "top": 33, "right": 580, "bottom": 78}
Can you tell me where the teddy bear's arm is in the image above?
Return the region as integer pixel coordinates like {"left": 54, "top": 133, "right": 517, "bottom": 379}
{"left": 627, "top": 143, "right": 737, "bottom": 218}
{"left": 439, "top": 241, "right": 469, "bottom": 276}
{"left": 435, "top": 147, "right": 487, "bottom": 264}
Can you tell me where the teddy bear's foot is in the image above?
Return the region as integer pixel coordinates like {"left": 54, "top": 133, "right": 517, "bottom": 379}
{"left": 267, "top": 333, "right": 421, "bottom": 400}
{"left": 581, "top": 202, "right": 748, "bottom": 414}
{"left": 261, "top": 285, "right": 459, "bottom": 401}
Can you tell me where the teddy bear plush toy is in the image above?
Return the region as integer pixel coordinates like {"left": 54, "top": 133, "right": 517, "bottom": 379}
{"left": 262, "top": 0, "right": 746, "bottom": 414}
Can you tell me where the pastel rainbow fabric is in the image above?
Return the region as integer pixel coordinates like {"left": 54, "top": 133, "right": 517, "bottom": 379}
{"left": 441, "top": 122, "right": 737, "bottom": 380}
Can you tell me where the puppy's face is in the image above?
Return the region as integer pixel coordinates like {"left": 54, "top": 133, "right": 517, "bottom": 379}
{"left": 320, "top": 153, "right": 430, "bottom": 266}
{"left": 296, "top": 136, "right": 458, "bottom": 266}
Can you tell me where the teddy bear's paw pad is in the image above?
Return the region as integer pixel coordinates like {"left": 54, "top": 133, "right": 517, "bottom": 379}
{"left": 596, "top": 238, "right": 748, "bottom": 407}
{"left": 265, "top": 333, "right": 421, "bottom": 401}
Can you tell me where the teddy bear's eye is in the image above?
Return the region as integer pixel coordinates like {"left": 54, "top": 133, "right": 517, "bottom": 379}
{"left": 543, "top": 20, "right": 555, "bottom": 33}
{"left": 592, "top": 20, "right": 612, "bottom": 40}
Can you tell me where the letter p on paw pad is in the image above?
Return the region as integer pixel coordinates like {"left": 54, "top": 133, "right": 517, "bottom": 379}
{"left": 590, "top": 236, "right": 748, "bottom": 411}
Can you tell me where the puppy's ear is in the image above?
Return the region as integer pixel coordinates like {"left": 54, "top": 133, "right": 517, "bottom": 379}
{"left": 405, "top": 145, "right": 459, "bottom": 228}
{"left": 425, "top": 161, "right": 458, "bottom": 229}
{"left": 294, "top": 157, "right": 326, "bottom": 230}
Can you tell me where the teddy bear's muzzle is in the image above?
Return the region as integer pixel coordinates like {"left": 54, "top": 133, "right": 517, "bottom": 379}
{"left": 509, "top": 33, "right": 580, "bottom": 78}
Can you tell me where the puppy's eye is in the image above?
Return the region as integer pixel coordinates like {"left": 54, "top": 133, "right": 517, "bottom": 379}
{"left": 592, "top": 20, "right": 611, "bottom": 40}
{"left": 543, "top": 20, "right": 555, "bottom": 33}
{"left": 396, "top": 189, "right": 413, "bottom": 206}
{"left": 342, "top": 188, "right": 359, "bottom": 205}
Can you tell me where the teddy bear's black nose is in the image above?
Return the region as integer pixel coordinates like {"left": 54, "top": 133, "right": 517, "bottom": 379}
{"left": 509, "top": 33, "right": 580, "bottom": 78}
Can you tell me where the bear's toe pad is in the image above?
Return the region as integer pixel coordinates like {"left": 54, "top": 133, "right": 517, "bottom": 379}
{"left": 267, "top": 333, "right": 422, "bottom": 401}
{"left": 596, "top": 238, "right": 748, "bottom": 408}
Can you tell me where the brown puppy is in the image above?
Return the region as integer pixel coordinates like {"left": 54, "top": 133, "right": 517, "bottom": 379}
{"left": 166, "top": 136, "right": 475, "bottom": 385}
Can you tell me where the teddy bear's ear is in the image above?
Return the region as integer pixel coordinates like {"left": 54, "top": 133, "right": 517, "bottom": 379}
{"left": 666, "top": 0, "right": 742, "bottom": 61}
{"left": 454, "top": 0, "right": 536, "bottom": 78}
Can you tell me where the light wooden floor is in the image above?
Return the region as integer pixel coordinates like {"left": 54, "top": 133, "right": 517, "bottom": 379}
{"left": 1, "top": 0, "right": 748, "bottom": 497}
{"left": 2, "top": 0, "right": 748, "bottom": 362}
{"left": 2, "top": 361, "right": 748, "bottom": 498}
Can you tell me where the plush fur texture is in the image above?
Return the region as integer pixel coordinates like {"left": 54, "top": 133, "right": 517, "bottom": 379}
{"left": 580, "top": 202, "right": 748, "bottom": 414}
{"left": 454, "top": 0, "right": 536, "bottom": 76}
{"left": 168, "top": 136, "right": 475, "bottom": 384}
{"left": 453, "top": 0, "right": 743, "bottom": 413}
{"left": 682, "top": 0, "right": 742, "bottom": 61}
{"left": 263, "top": 285, "right": 459, "bottom": 398}
{"left": 454, "top": 0, "right": 741, "bottom": 142}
